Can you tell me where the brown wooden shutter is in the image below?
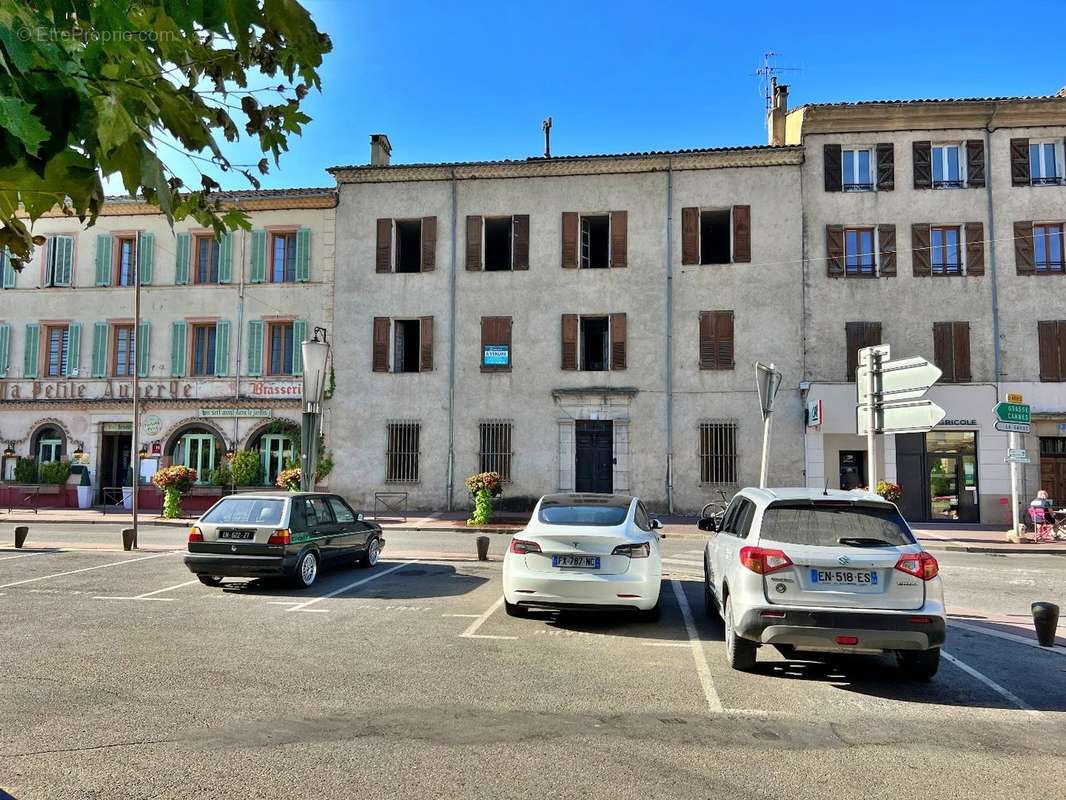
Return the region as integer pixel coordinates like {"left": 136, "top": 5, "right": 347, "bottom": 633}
{"left": 610, "top": 210, "right": 627, "bottom": 268}
{"left": 864, "top": 322, "right": 882, "bottom": 349}
{"left": 561, "top": 212, "right": 578, "bottom": 269}
{"left": 826, "top": 225, "right": 845, "bottom": 277}
{"left": 912, "top": 223, "right": 931, "bottom": 277}
{"left": 933, "top": 322, "right": 954, "bottom": 382}
{"left": 419, "top": 316, "right": 433, "bottom": 371}
{"left": 953, "top": 322, "right": 971, "bottom": 383}
{"left": 845, "top": 322, "right": 864, "bottom": 381}
{"left": 965, "top": 222, "right": 984, "bottom": 275}
{"left": 966, "top": 140, "right": 986, "bottom": 188}
{"left": 1010, "top": 138, "right": 1030, "bottom": 186}
{"left": 481, "top": 316, "right": 513, "bottom": 372}
{"left": 372, "top": 317, "right": 390, "bottom": 372}
{"left": 912, "top": 141, "right": 932, "bottom": 189}
{"left": 1014, "top": 221, "right": 1035, "bottom": 274}
{"left": 465, "top": 215, "right": 482, "bottom": 270}
{"left": 823, "top": 144, "right": 842, "bottom": 192}
{"left": 512, "top": 214, "right": 530, "bottom": 270}
{"left": 716, "top": 311, "right": 734, "bottom": 369}
{"left": 732, "top": 205, "right": 751, "bottom": 263}
{"left": 421, "top": 216, "right": 436, "bottom": 271}
{"left": 681, "top": 207, "right": 700, "bottom": 265}
{"left": 699, "top": 311, "right": 715, "bottom": 369}
{"left": 1059, "top": 322, "right": 1066, "bottom": 382}
{"left": 561, "top": 313, "right": 578, "bottom": 369}
{"left": 376, "top": 219, "right": 392, "bottom": 273}
{"left": 610, "top": 313, "right": 627, "bottom": 370}
{"left": 876, "top": 143, "right": 894, "bottom": 190}
{"left": 878, "top": 224, "right": 896, "bottom": 276}
{"left": 1038, "top": 321, "right": 1060, "bottom": 381}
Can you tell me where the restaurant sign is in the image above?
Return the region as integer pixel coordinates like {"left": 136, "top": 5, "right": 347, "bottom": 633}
{"left": 0, "top": 380, "right": 194, "bottom": 401}
{"left": 198, "top": 408, "right": 273, "bottom": 419}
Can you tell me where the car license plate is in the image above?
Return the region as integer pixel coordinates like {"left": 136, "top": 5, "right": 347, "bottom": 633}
{"left": 552, "top": 555, "right": 600, "bottom": 569}
{"left": 809, "top": 569, "right": 877, "bottom": 587}
{"left": 218, "top": 529, "right": 255, "bottom": 540}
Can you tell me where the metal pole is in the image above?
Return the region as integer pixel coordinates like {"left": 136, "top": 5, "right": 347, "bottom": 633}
{"left": 665, "top": 160, "right": 674, "bottom": 512}
{"left": 759, "top": 413, "right": 773, "bottom": 489}
{"left": 1009, "top": 431, "right": 1020, "bottom": 535}
{"left": 300, "top": 409, "right": 315, "bottom": 492}
{"left": 131, "top": 236, "right": 141, "bottom": 540}
{"left": 867, "top": 350, "right": 878, "bottom": 490}
{"left": 445, "top": 171, "right": 458, "bottom": 511}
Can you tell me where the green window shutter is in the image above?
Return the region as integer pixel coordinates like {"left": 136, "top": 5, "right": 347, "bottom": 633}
{"left": 214, "top": 320, "right": 230, "bottom": 376}
{"left": 2, "top": 249, "right": 14, "bottom": 289}
{"left": 295, "top": 228, "right": 311, "bottom": 282}
{"left": 292, "top": 320, "right": 306, "bottom": 375}
{"left": 175, "top": 233, "right": 191, "bottom": 285}
{"left": 23, "top": 323, "right": 39, "bottom": 378}
{"left": 171, "top": 321, "right": 187, "bottom": 376}
{"left": 247, "top": 320, "right": 263, "bottom": 376}
{"left": 91, "top": 322, "right": 108, "bottom": 377}
{"left": 218, "top": 233, "right": 233, "bottom": 283}
{"left": 0, "top": 323, "right": 10, "bottom": 376}
{"left": 138, "top": 232, "right": 154, "bottom": 285}
{"left": 137, "top": 320, "right": 150, "bottom": 377}
{"left": 65, "top": 322, "right": 81, "bottom": 377}
{"left": 95, "top": 234, "right": 112, "bottom": 286}
{"left": 250, "top": 230, "right": 267, "bottom": 283}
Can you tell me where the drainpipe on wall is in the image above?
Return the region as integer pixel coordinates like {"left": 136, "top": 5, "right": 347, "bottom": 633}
{"left": 232, "top": 202, "right": 246, "bottom": 464}
{"left": 983, "top": 111, "right": 1003, "bottom": 384}
{"left": 445, "top": 170, "right": 458, "bottom": 511}
{"left": 665, "top": 160, "right": 675, "bottom": 514}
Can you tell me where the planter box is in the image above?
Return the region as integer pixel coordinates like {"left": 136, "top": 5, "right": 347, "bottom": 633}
{"left": 0, "top": 484, "right": 69, "bottom": 509}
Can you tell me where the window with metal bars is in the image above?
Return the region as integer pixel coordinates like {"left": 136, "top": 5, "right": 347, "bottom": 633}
{"left": 699, "top": 421, "right": 738, "bottom": 485}
{"left": 386, "top": 421, "right": 420, "bottom": 483}
{"left": 478, "top": 420, "right": 513, "bottom": 482}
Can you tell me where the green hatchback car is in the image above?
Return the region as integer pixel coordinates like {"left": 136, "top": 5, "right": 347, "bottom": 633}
{"left": 184, "top": 492, "right": 385, "bottom": 588}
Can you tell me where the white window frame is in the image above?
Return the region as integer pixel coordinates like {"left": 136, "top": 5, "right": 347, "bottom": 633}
{"left": 932, "top": 143, "right": 965, "bottom": 189}
{"left": 579, "top": 213, "right": 611, "bottom": 269}
{"left": 841, "top": 147, "right": 874, "bottom": 191}
{"left": 1029, "top": 140, "right": 1062, "bottom": 185}
{"left": 843, "top": 226, "right": 879, "bottom": 277}
{"left": 1032, "top": 221, "right": 1066, "bottom": 272}
{"left": 930, "top": 224, "right": 966, "bottom": 276}
{"left": 44, "top": 234, "right": 74, "bottom": 287}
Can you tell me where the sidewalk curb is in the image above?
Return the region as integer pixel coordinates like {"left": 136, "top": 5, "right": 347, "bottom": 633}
{"left": 0, "top": 517, "right": 191, "bottom": 527}
{"left": 924, "top": 543, "right": 1066, "bottom": 555}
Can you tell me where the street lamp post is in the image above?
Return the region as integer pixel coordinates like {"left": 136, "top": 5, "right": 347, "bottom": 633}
{"left": 300, "top": 327, "right": 330, "bottom": 493}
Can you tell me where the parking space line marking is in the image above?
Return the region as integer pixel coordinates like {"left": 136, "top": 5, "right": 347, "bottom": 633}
{"left": 642, "top": 642, "right": 690, "bottom": 648}
{"left": 670, "top": 579, "right": 724, "bottom": 714}
{"left": 267, "top": 601, "right": 301, "bottom": 606}
{"left": 443, "top": 613, "right": 481, "bottom": 618}
{"left": 0, "top": 551, "right": 56, "bottom": 561}
{"left": 459, "top": 596, "right": 518, "bottom": 640}
{"left": 285, "top": 561, "right": 417, "bottom": 612}
{"left": 948, "top": 620, "right": 1065, "bottom": 657}
{"left": 941, "top": 651, "right": 1041, "bottom": 715}
{"left": 0, "top": 551, "right": 180, "bottom": 589}
{"left": 94, "top": 578, "right": 202, "bottom": 602}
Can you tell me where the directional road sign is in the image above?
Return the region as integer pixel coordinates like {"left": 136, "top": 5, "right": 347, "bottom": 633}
{"left": 995, "top": 420, "right": 1031, "bottom": 434}
{"left": 857, "top": 356, "right": 943, "bottom": 405}
{"left": 1005, "top": 448, "right": 1030, "bottom": 464}
{"left": 1006, "top": 392, "right": 1024, "bottom": 404}
{"left": 856, "top": 400, "right": 947, "bottom": 435}
{"left": 994, "top": 402, "right": 1030, "bottom": 425}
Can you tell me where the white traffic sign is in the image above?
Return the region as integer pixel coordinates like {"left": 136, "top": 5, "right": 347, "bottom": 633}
{"left": 857, "top": 400, "right": 947, "bottom": 435}
{"left": 1005, "top": 450, "right": 1030, "bottom": 464}
{"left": 995, "top": 421, "right": 1031, "bottom": 434}
{"left": 857, "top": 356, "right": 943, "bottom": 405}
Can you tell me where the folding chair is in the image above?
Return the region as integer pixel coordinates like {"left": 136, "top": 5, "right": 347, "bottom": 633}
{"left": 1027, "top": 507, "right": 1056, "bottom": 542}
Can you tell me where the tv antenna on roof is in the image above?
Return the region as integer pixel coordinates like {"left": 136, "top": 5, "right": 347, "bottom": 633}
{"left": 756, "top": 51, "right": 802, "bottom": 113}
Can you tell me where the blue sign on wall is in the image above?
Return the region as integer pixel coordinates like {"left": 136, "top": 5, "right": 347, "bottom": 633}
{"left": 483, "top": 345, "right": 510, "bottom": 366}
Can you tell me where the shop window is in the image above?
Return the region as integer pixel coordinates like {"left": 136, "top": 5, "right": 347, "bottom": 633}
{"left": 191, "top": 324, "right": 217, "bottom": 377}
{"left": 44, "top": 325, "right": 70, "bottom": 378}
{"left": 114, "top": 235, "right": 137, "bottom": 287}
{"left": 478, "top": 420, "right": 513, "bottom": 482}
{"left": 193, "top": 235, "right": 220, "bottom": 284}
{"left": 386, "top": 420, "right": 420, "bottom": 483}
{"left": 271, "top": 231, "right": 297, "bottom": 282}
{"left": 172, "top": 431, "right": 219, "bottom": 484}
{"left": 395, "top": 220, "right": 423, "bottom": 273}
{"left": 580, "top": 215, "right": 610, "bottom": 269}
{"left": 112, "top": 324, "right": 136, "bottom": 377}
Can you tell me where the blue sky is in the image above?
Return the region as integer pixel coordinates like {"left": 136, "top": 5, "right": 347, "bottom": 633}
{"left": 180, "top": 0, "right": 1066, "bottom": 190}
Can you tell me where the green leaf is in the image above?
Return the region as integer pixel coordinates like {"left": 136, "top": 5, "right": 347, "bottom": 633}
{"left": 0, "top": 97, "right": 48, "bottom": 155}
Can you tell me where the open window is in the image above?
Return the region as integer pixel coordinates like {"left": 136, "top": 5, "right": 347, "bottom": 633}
{"left": 394, "top": 319, "right": 421, "bottom": 373}
{"left": 580, "top": 215, "right": 610, "bottom": 269}
{"left": 681, "top": 206, "right": 749, "bottom": 265}
{"left": 700, "top": 210, "right": 731, "bottom": 265}
{"left": 580, "top": 316, "right": 609, "bottom": 371}
{"left": 395, "top": 220, "right": 422, "bottom": 273}
{"left": 484, "top": 217, "right": 514, "bottom": 271}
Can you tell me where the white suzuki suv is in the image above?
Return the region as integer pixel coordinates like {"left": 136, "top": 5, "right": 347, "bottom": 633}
{"left": 701, "top": 487, "right": 946, "bottom": 680}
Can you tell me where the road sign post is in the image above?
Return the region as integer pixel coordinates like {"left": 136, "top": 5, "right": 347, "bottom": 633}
{"left": 994, "top": 400, "right": 1030, "bottom": 536}
{"left": 755, "top": 362, "right": 782, "bottom": 489}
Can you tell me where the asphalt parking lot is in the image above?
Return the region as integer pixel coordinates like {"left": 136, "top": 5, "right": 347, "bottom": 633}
{"left": 1, "top": 529, "right": 1065, "bottom": 799}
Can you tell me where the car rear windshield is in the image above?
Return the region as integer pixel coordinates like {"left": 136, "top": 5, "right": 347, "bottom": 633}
{"left": 758, "top": 503, "right": 915, "bottom": 547}
{"left": 538, "top": 505, "right": 629, "bottom": 526}
{"left": 202, "top": 498, "right": 286, "bottom": 526}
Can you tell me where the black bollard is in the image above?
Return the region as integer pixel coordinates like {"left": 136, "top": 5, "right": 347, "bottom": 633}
{"left": 121, "top": 528, "right": 137, "bottom": 551}
{"left": 14, "top": 526, "right": 28, "bottom": 549}
{"left": 1031, "top": 602, "right": 1060, "bottom": 647}
{"left": 476, "top": 535, "right": 490, "bottom": 561}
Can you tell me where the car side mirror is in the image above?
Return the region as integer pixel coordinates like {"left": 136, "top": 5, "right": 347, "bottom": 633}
{"left": 697, "top": 517, "right": 717, "bottom": 533}
{"left": 650, "top": 519, "right": 663, "bottom": 530}
{"left": 356, "top": 512, "right": 365, "bottom": 522}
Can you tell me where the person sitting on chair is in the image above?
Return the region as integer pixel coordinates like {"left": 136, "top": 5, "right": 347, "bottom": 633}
{"left": 1029, "top": 490, "right": 1064, "bottom": 540}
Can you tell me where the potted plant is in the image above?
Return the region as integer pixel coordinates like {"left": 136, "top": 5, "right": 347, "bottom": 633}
{"left": 73, "top": 465, "right": 93, "bottom": 509}
{"left": 464, "top": 471, "right": 502, "bottom": 526}
{"left": 152, "top": 465, "right": 197, "bottom": 519}
{"left": 876, "top": 480, "right": 903, "bottom": 505}
{"left": 276, "top": 467, "right": 302, "bottom": 492}
{"left": 229, "top": 449, "right": 263, "bottom": 487}
{"left": 14, "top": 458, "right": 36, "bottom": 485}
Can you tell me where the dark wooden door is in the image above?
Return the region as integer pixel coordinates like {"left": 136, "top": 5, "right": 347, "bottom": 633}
{"left": 1041, "top": 458, "right": 1066, "bottom": 507}
{"left": 575, "top": 421, "right": 613, "bottom": 494}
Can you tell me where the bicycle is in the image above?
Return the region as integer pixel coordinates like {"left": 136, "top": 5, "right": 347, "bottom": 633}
{"left": 700, "top": 489, "right": 731, "bottom": 528}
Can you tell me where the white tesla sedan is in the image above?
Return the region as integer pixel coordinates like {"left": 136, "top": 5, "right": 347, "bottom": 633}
{"left": 502, "top": 493, "right": 664, "bottom": 620}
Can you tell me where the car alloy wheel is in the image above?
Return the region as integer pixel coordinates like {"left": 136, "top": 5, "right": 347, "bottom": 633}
{"left": 299, "top": 551, "right": 318, "bottom": 586}
{"left": 367, "top": 538, "right": 380, "bottom": 566}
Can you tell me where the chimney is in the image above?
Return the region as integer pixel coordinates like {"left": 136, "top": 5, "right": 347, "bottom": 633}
{"left": 370, "top": 133, "right": 392, "bottom": 166}
{"left": 767, "top": 79, "right": 789, "bottom": 146}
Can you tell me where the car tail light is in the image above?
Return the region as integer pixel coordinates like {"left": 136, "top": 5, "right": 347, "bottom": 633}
{"left": 760, "top": 610, "right": 786, "bottom": 618}
{"left": 835, "top": 635, "right": 859, "bottom": 646}
{"left": 509, "top": 538, "right": 541, "bottom": 555}
{"left": 909, "top": 616, "right": 932, "bottom": 624}
{"left": 188, "top": 527, "right": 204, "bottom": 543}
{"left": 612, "top": 542, "right": 650, "bottom": 558}
{"left": 895, "top": 551, "right": 939, "bottom": 580}
{"left": 739, "top": 546, "right": 793, "bottom": 575}
{"left": 267, "top": 529, "right": 291, "bottom": 546}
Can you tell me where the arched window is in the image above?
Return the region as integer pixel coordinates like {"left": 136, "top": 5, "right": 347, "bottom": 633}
{"left": 250, "top": 423, "right": 298, "bottom": 486}
{"left": 170, "top": 427, "right": 223, "bottom": 484}
{"left": 32, "top": 426, "right": 65, "bottom": 465}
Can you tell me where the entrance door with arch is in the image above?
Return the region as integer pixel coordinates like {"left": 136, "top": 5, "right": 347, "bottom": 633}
{"left": 176, "top": 432, "right": 217, "bottom": 484}
{"left": 260, "top": 433, "right": 294, "bottom": 486}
